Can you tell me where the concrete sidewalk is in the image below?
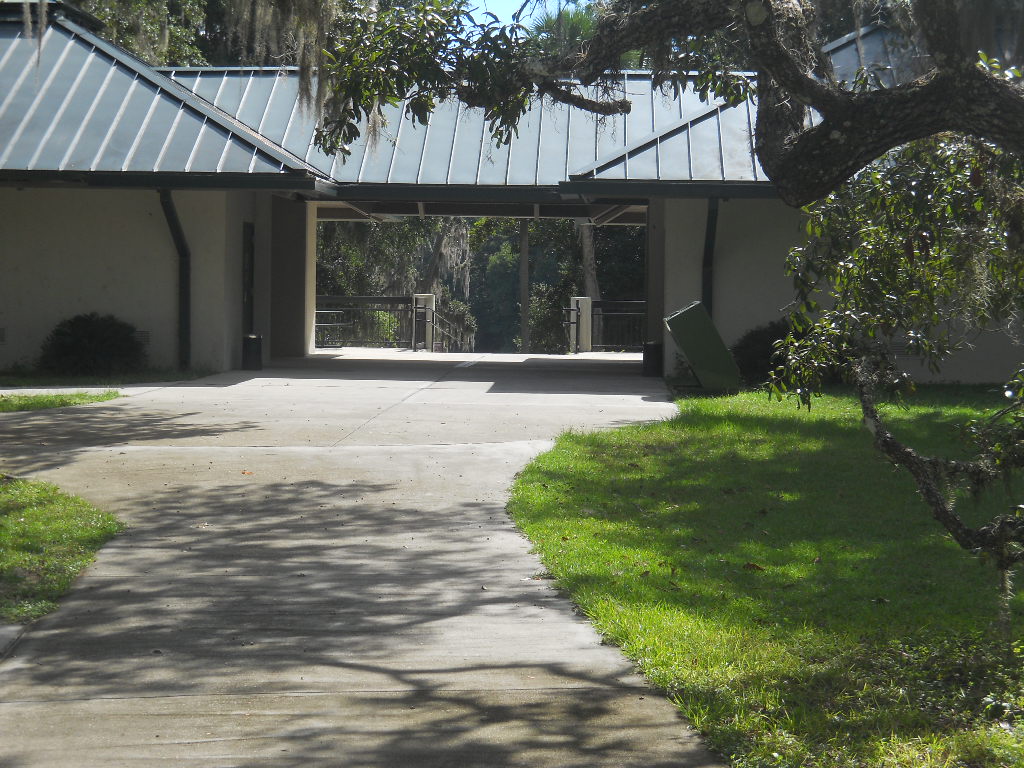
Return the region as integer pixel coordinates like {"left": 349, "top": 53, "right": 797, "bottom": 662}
{"left": 0, "top": 351, "right": 723, "bottom": 767}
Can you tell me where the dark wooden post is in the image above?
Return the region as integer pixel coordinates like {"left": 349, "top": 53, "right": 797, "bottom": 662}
{"left": 519, "top": 219, "right": 530, "bottom": 353}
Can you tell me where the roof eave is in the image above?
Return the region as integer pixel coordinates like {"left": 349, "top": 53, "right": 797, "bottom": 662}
{"left": 322, "top": 183, "right": 569, "bottom": 204}
{"left": 561, "top": 179, "right": 778, "bottom": 199}
{"left": 0, "top": 170, "right": 320, "bottom": 191}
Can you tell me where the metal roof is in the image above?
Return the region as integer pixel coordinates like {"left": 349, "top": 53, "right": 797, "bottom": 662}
{"left": 1, "top": 2, "right": 907, "bottom": 205}
{"left": 823, "top": 24, "right": 926, "bottom": 87}
{"left": 162, "top": 68, "right": 766, "bottom": 188}
{"left": 0, "top": 3, "right": 323, "bottom": 188}
{"left": 569, "top": 98, "right": 763, "bottom": 183}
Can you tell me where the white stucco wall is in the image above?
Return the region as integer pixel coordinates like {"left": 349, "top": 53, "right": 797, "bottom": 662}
{"left": 0, "top": 187, "right": 275, "bottom": 373}
{"left": 901, "top": 331, "right": 1022, "bottom": 385}
{"left": 654, "top": 195, "right": 1022, "bottom": 384}
{"left": 658, "top": 196, "right": 800, "bottom": 375}
{"left": 178, "top": 190, "right": 230, "bottom": 371}
{"left": 0, "top": 187, "right": 179, "bottom": 369}
{"left": 186, "top": 189, "right": 269, "bottom": 370}
{"left": 711, "top": 198, "right": 804, "bottom": 345}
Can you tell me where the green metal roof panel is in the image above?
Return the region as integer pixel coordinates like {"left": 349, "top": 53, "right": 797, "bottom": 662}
{"left": 417, "top": 100, "right": 460, "bottom": 185}
{"left": 3, "top": 4, "right": 885, "bottom": 195}
{"left": 163, "top": 67, "right": 767, "bottom": 189}
{"left": 570, "top": 97, "right": 764, "bottom": 184}
{"left": 0, "top": 7, "right": 322, "bottom": 185}
{"left": 823, "top": 25, "right": 912, "bottom": 86}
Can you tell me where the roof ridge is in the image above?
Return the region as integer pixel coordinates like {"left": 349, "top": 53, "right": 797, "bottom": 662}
{"left": 569, "top": 99, "right": 729, "bottom": 180}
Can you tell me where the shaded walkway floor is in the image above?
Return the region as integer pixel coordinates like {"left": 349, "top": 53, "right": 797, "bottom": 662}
{"left": 0, "top": 351, "right": 722, "bottom": 767}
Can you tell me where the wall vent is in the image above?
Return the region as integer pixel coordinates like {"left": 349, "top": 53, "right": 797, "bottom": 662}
{"left": 135, "top": 329, "right": 151, "bottom": 346}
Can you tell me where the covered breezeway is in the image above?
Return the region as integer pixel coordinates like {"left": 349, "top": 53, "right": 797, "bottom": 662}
{"left": 0, "top": 2, "right": 811, "bottom": 379}
{"left": 163, "top": 66, "right": 799, "bottom": 378}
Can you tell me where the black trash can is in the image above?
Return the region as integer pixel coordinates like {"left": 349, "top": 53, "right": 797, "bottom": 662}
{"left": 641, "top": 341, "right": 663, "bottom": 377}
{"left": 242, "top": 334, "right": 263, "bottom": 371}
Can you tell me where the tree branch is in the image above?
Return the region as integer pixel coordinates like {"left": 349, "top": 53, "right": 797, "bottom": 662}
{"left": 758, "top": 66, "right": 1024, "bottom": 206}
{"left": 911, "top": 0, "right": 973, "bottom": 71}
{"left": 743, "top": 0, "right": 843, "bottom": 110}
{"left": 576, "top": 0, "right": 737, "bottom": 84}
{"left": 536, "top": 81, "right": 631, "bottom": 115}
{"left": 853, "top": 358, "right": 1024, "bottom": 567}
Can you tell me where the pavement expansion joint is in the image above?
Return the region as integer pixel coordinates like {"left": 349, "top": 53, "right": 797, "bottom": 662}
{"left": 327, "top": 362, "right": 478, "bottom": 447}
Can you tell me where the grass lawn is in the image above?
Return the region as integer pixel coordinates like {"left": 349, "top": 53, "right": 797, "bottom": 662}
{"left": 509, "top": 387, "right": 1024, "bottom": 768}
{"left": 0, "top": 477, "right": 122, "bottom": 623}
{"left": 0, "top": 391, "right": 119, "bottom": 412}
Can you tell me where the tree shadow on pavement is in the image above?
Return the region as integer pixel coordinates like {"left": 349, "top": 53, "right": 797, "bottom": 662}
{"left": 0, "top": 476, "right": 713, "bottom": 767}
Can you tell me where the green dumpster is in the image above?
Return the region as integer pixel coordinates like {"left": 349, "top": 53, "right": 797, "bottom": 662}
{"left": 664, "top": 301, "right": 740, "bottom": 392}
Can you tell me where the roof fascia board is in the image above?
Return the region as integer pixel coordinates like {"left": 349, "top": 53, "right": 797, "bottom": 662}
{"left": 324, "top": 183, "right": 568, "bottom": 204}
{"left": 561, "top": 179, "right": 777, "bottom": 199}
{"left": 319, "top": 200, "right": 611, "bottom": 218}
{"left": 0, "top": 170, "right": 318, "bottom": 190}
{"left": 56, "top": 17, "right": 326, "bottom": 179}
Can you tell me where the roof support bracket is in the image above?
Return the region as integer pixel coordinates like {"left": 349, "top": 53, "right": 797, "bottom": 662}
{"left": 701, "top": 197, "right": 720, "bottom": 315}
{"left": 592, "top": 204, "right": 631, "bottom": 226}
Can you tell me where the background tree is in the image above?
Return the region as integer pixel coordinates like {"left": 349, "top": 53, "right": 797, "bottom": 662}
{"left": 465, "top": 217, "right": 645, "bottom": 352}
{"left": 76, "top": 0, "right": 208, "bottom": 64}
{"left": 317, "top": 218, "right": 476, "bottom": 347}
{"left": 468, "top": 218, "right": 578, "bottom": 353}
{"left": 526, "top": 3, "right": 595, "bottom": 62}
{"left": 64, "top": 0, "right": 336, "bottom": 68}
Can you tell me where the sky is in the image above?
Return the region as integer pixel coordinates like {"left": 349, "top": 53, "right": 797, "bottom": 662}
{"left": 472, "top": 0, "right": 552, "bottom": 25}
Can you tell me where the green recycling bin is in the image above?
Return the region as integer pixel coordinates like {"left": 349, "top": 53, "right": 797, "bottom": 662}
{"left": 664, "top": 301, "right": 740, "bottom": 392}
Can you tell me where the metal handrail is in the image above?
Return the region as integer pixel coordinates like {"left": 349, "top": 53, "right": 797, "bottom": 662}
{"left": 592, "top": 300, "right": 645, "bottom": 352}
{"left": 429, "top": 308, "right": 475, "bottom": 352}
{"left": 316, "top": 295, "right": 413, "bottom": 308}
{"left": 561, "top": 305, "right": 581, "bottom": 352}
{"left": 314, "top": 296, "right": 415, "bottom": 348}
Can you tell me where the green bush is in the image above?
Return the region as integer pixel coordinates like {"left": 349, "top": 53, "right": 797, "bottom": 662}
{"left": 38, "top": 313, "right": 147, "bottom": 375}
{"left": 730, "top": 318, "right": 789, "bottom": 386}
{"left": 528, "top": 282, "right": 571, "bottom": 354}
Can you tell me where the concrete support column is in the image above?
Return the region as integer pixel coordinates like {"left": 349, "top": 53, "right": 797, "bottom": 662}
{"left": 650, "top": 197, "right": 707, "bottom": 376}
{"left": 413, "top": 293, "right": 436, "bottom": 351}
{"left": 270, "top": 196, "right": 310, "bottom": 358}
{"left": 569, "top": 296, "right": 592, "bottom": 352}
{"left": 645, "top": 199, "right": 666, "bottom": 348}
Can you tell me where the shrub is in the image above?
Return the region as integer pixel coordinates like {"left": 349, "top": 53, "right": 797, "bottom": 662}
{"left": 38, "top": 313, "right": 147, "bottom": 375}
{"left": 730, "top": 318, "right": 789, "bottom": 386}
{"left": 528, "top": 282, "right": 571, "bottom": 354}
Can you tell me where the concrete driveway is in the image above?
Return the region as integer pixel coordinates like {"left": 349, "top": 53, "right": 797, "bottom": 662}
{"left": 0, "top": 350, "right": 722, "bottom": 767}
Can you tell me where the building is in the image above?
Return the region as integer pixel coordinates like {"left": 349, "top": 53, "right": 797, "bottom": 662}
{"left": 1, "top": 1, "right": 1016, "bottom": 382}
